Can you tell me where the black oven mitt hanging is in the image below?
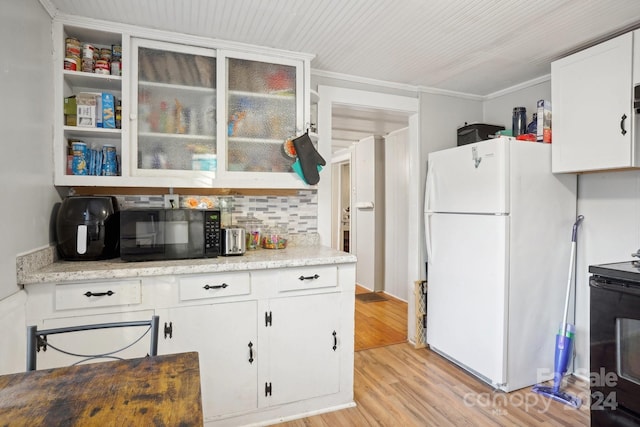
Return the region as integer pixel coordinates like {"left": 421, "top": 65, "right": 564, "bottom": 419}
{"left": 292, "top": 132, "right": 325, "bottom": 185}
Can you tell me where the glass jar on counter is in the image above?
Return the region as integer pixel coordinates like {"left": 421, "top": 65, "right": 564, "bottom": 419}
{"left": 237, "top": 213, "right": 263, "bottom": 251}
{"left": 261, "top": 223, "right": 288, "bottom": 249}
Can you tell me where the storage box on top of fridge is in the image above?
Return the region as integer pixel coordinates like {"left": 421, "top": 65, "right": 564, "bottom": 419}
{"left": 536, "top": 100, "right": 552, "bottom": 143}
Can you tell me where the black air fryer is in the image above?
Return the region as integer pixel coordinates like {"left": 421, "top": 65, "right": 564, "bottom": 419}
{"left": 56, "top": 196, "right": 120, "bottom": 260}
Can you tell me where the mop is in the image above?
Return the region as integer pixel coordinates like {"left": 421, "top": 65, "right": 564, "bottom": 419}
{"left": 532, "top": 214, "right": 584, "bottom": 409}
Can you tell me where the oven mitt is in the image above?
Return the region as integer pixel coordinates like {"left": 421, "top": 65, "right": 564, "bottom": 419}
{"left": 292, "top": 159, "right": 322, "bottom": 184}
{"left": 292, "top": 132, "right": 325, "bottom": 185}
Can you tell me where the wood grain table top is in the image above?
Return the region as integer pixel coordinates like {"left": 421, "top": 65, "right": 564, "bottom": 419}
{"left": 0, "top": 352, "right": 203, "bottom": 426}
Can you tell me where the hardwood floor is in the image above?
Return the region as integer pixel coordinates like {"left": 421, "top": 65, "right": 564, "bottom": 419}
{"left": 276, "top": 286, "right": 591, "bottom": 426}
{"left": 354, "top": 286, "right": 408, "bottom": 351}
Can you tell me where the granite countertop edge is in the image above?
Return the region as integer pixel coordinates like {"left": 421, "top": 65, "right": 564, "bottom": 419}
{"left": 19, "top": 245, "right": 357, "bottom": 285}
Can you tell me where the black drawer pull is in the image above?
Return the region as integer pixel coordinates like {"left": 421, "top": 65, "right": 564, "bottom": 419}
{"left": 332, "top": 330, "right": 337, "bottom": 351}
{"left": 248, "top": 341, "right": 254, "bottom": 364}
{"left": 621, "top": 114, "right": 628, "bottom": 135}
{"left": 203, "top": 283, "right": 229, "bottom": 290}
{"left": 84, "top": 290, "right": 114, "bottom": 297}
{"left": 298, "top": 274, "right": 320, "bottom": 281}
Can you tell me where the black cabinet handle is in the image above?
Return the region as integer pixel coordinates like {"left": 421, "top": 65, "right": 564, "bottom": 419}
{"left": 84, "top": 290, "right": 114, "bottom": 297}
{"left": 203, "top": 283, "right": 228, "bottom": 290}
{"left": 332, "top": 330, "right": 337, "bottom": 351}
{"left": 164, "top": 322, "right": 173, "bottom": 339}
{"left": 248, "top": 341, "right": 254, "bottom": 364}
{"left": 621, "top": 114, "right": 628, "bottom": 135}
{"left": 298, "top": 274, "right": 320, "bottom": 281}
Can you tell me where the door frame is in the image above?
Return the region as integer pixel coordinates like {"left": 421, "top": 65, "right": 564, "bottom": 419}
{"left": 316, "top": 85, "right": 420, "bottom": 341}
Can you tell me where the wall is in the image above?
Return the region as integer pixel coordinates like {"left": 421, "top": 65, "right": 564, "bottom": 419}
{"left": 574, "top": 171, "right": 640, "bottom": 376}
{"left": 0, "top": 0, "right": 58, "bottom": 374}
{"left": 111, "top": 191, "right": 318, "bottom": 233}
{"left": 483, "top": 79, "right": 551, "bottom": 131}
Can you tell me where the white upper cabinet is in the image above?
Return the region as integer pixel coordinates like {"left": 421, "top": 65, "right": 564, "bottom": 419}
{"left": 130, "top": 39, "right": 218, "bottom": 184}
{"left": 52, "top": 18, "right": 313, "bottom": 189}
{"left": 551, "top": 31, "right": 639, "bottom": 173}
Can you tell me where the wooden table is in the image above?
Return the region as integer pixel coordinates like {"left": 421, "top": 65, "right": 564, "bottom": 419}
{"left": 0, "top": 352, "right": 203, "bottom": 426}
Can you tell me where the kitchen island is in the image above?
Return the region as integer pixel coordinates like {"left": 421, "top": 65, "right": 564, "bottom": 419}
{"left": 18, "top": 243, "right": 357, "bottom": 427}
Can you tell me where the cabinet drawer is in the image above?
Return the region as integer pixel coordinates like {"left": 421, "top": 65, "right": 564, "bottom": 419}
{"left": 278, "top": 265, "right": 338, "bottom": 292}
{"left": 179, "top": 272, "right": 251, "bottom": 301}
{"left": 55, "top": 280, "right": 142, "bottom": 311}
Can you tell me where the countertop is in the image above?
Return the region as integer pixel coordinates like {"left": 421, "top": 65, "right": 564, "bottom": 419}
{"left": 19, "top": 245, "right": 356, "bottom": 285}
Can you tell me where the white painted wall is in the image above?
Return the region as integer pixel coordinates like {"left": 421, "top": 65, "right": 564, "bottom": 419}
{"left": 483, "top": 79, "right": 552, "bottom": 132}
{"left": 0, "top": 0, "right": 58, "bottom": 374}
{"left": 384, "top": 128, "right": 409, "bottom": 301}
{"left": 574, "top": 172, "right": 640, "bottom": 377}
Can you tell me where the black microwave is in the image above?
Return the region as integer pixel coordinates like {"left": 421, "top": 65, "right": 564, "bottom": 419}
{"left": 120, "top": 209, "right": 221, "bottom": 261}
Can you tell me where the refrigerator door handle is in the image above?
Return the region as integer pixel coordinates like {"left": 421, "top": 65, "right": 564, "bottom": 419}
{"left": 424, "top": 162, "right": 434, "bottom": 213}
{"left": 424, "top": 211, "right": 433, "bottom": 262}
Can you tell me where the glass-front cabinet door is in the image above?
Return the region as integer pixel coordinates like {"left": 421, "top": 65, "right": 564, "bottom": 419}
{"left": 222, "top": 52, "right": 304, "bottom": 176}
{"left": 131, "top": 39, "right": 217, "bottom": 178}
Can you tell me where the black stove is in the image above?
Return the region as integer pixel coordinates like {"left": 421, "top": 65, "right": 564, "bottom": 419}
{"left": 589, "top": 261, "right": 640, "bottom": 283}
{"left": 589, "top": 261, "right": 640, "bottom": 427}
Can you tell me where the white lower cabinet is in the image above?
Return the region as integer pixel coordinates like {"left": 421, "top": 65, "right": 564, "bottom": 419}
{"left": 261, "top": 292, "right": 341, "bottom": 407}
{"left": 156, "top": 267, "right": 347, "bottom": 425}
{"left": 36, "top": 310, "right": 155, "bottom": 370}
{"left": 24, "top": 279, "right": 154, "bottom": 370}
{"left": 157, "top": 301, "right": 258, "bottom": 420}
{"left": 24, "top": 261, "right": 356, "bottom": 425}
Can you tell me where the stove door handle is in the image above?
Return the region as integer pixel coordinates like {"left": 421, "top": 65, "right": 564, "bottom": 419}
{"left": 590, "top": 277, "right": 640, "bottom": 297}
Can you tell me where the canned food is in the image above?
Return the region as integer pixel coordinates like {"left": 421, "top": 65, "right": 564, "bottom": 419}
{"left": 110, "top": 60, "right": 121, "bottom": 76}
{"left": 81, "top": 57, "right": 94, "bottom": 73}
{"left": 71, "top": 142, "right": 88, "bottom": 175}
{"left": 64, "top": 57, "right": 78, "bottom": 71}
{"left": 99, "top": 48, "right": 112, "bottom": 61}
{"left": 111, "top": 44, "right": 122, "bottom": 60}
{"left": 65, "top": 37, "right": 81, "bottom": 57}
{"left": 95, "top": 59, "right": 110, "bottom": 75}
{"left": 82, "top": 43, "right": 96, "bottom": 59}
{"left": 101, "top": 145, "right": 118, "bottom": 176}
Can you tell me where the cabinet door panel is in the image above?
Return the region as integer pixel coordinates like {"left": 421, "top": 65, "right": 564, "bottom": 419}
{"left": 159, "top": 301, "right": 258, "bottom": 419}
{"left": 132, "top": 39, "right": 217, "bottom": 175}
{"left": 552, "top": 32, "right": 633, "bottom": 172}
{"left": 264, "top": 293, "right": 341, "bottom": 406}
{"left": 225, "top": 54, "right": 302, "bottom": 174}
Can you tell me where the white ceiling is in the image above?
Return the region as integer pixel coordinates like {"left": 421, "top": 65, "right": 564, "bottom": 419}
{"left": 40, "top": 0, "right": 640, "bottom": 149}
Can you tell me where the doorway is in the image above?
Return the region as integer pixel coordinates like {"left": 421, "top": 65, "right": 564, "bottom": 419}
{"left": 316, "top": 85, "right": 420, "bottom": 343}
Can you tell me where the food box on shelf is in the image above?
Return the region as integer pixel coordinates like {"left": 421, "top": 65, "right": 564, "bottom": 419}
{"left": 76, "top": 92, "right": 97, "bottom": 127}
{"left": 536, "top": 100, "right": 552, "bottom": 143}
{"left": 64, "top": 96, "right": 77, "bottom": 126}
{"left": 76, "top": 92, "right": 116, "bottom": 128}
{"left": 101, "top": 93, "right": 115, "bottom": 129}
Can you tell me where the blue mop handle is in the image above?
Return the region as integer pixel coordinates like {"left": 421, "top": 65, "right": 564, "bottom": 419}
{"left": 561, "top": 215, "right": 584, "bottom": 337}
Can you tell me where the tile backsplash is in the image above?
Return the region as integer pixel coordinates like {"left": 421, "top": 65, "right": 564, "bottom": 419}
{"left": 116, "top": 190, "right": 317, "bottom": 234}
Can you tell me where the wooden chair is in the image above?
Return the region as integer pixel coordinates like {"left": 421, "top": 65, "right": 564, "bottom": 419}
{"left": 26, "top": 315, "right": 159, "bottom": 371}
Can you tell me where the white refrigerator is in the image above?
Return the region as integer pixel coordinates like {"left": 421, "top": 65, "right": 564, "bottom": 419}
{"left": 424, "top": 137, "right": 577, "bottom": 392}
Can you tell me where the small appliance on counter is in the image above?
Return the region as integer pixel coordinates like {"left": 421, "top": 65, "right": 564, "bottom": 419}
{"left": 456, "top": 123, "right": 505, "bottom": 146}
{"left": 120, "top": 209, "right": 221, "bottom": 261}
{"left": 221, "top": 228, "right": 246, "bottom": 256}
{"left": 56, "top": 196, "right": 120, "bottom": 260}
